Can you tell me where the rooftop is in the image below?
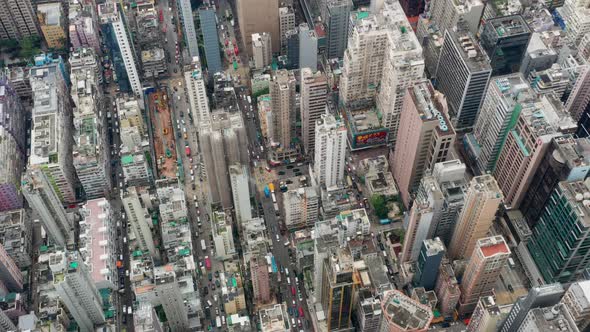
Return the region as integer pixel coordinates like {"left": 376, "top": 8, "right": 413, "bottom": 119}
{"left": 478, "top": 236, "right": 510, "bottom": 257}
{"left": 559, "top": 179, "right": 590, "bottom": 227}
{"left": 409, "top": 81, "right": 455, "bottom": 136}
{"left": 487, "top": 14, "right": 531, "bottom": 37}
{"left": 78, "top": 198, "right": 113, "bottom": 285}
{"left": 37, "top": 2, "right": 63, "bottom": 26}
{"left": 259, "top": 304, "right": 288, "bottom": 331}
{"left": 526, "top": 304, "right": 577, "bottom": 331}
{"left": 381, "top": 290, "right": 434, "bottom": 330}
{"left": 446, "top": 27, "right": 491, "bottom": 72}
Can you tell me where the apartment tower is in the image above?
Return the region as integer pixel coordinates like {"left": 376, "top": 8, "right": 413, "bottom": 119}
{"left": 0, "top": 0, "right": 39, "bottom": 40}
{"left": 269, "top": 70, "right": 297, "bottom": 156}
{"left": 185, "top": 57, "right": 211, "bottom": 127}
{"left": 313, "top": 114, "right": 347, "bottom": 189}
{"left": 121, "top": 187, "right": 160, "bottom": 260}
{"left": 301, "top": 68, "right": 327, "bottom": 155}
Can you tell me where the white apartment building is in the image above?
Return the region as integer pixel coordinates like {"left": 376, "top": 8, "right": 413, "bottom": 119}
{"left": 301, "top": 68, "right": 327, "bottom": 155}
{"left": 253, "top": 32, "right": 273, "bottom": 70}
{"left": 375, "top": 0, "right": 424, "bottom": 146}
{"left": 229, "top": 164, "right": 252, "bottom": 223}
{"left": 185, "top": 57, "right": 211, "bottom": 126}
{"left": 122, "top": 186, "right": 159, "bottom": 260}
{"left": 50, "top": 251, "right": 105, "bottom": 331}
{"left": 212, "top": 211, "right": 236, "bottom": 259}
{"left": 283, "top": 187, "right": 319, "bottom": 228}
{"left": 98, "top": 2, "right": 142, "bottom": 97}
{"left": 313, "top": 114, "right": 347, "bottom": 189}
{"left": 70, "top": 48, "right": 107, "bottom": 199}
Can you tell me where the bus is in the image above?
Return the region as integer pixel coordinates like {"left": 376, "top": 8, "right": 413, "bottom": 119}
{"left": 205, "top": 256, "right": 211, "bottom": 270}
{"left": 201, "top": 239, "right": 206, "bottom": 251}
{"left": 233, "top": 59, "right": 238, "bottom": 70}
{"left": 216, "top": 316, "right": 221, "bottom": 328}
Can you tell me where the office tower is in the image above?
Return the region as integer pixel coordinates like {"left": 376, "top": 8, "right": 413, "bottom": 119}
{"left": 250, "top": 255, "right": 271, "bottom": 304}
{"left": 339, "top": 11, "right": 389, "bottom": 105}
{"left": 229, "top": 164, "right": 252, "bottom": 223}
{"left": 0, "top": 0, "right": 39, "bottom": 40}
{"left": 467, "top": 74, "right": 536, "bottom": 174}
{"left": 69, "top": 0, "right": 101, "bottom": 53}
{"left": 283, "top": 187, "right": 319, "bottom": 228}
{"left": 29, "top": 55, "right": 79, "bottom": 205}
{"left": 515, "top": 304, "right": 578, "bottom": 331}
{"left": 21, "top": 170, "right": 72, "bottom": 247}
{"left": 37, "top": 2, "right": 66, "bottom": 49}
{"left": 299, "top": 24, "right": 318, "bottom": 71}
{"left": 185, "top": 57, "right": 210, "bottom": 127}
{"left": 153, "top": 267, "right": 188, "bottom": 331}
{"left": 557, "top": 0, "right": 590, "bottom": 45}
{"left": 178, "top": 0, "right": 199, "bottom": 58}
{"left": 480, "top": 15, "right": 532, "bottom": 75}
{"left": 376, "top": 0, "right": 424, "bottom": 146}
{"left": 279, "top": 7, "right": 295, "bottom": 54}
{"left": 122, "top": 187, "right": 159, "bottom": 260}
{"left": 322, "top": 0, "right": 352, "bottom": 59}
{"left": 413, "top": 238, "right": 445, "bottom": 290}
{"left": 269, "top": 69, "right": 296, "bottom": 150}
{"left": 98, "top": 2, "right": 142, "bottom": 97}
{"left": 500, "top": 283, "right": 565, "bottom": 332}
{"left": 494, "top": 96, "right": 577, "bottom": 208}
{"left": 560, "top": 280, "right": 590, "bottom": 331}
{"left": 320, "top": 247, "right": 359, "bottom": 331}
{"left": 355, "top": 289, "right": 382, "bottom": 332}
{"left": 380, "top": 290, "right": 433, "bottom": 332}
{"left": 313, "top": 114, "right": 347, "bottom": 189}
{"left": 70, "top": 48, "right": 107, "bottom": 200}
{"left": 458, "top": 236, "right": 510, "bottom": 315}
{"left": 391, "top": 80, "right": 455, "bottom": 207}
{"left": 301, "top": 68, "right": 327, "bottom": 155}
{"left": 0, "top": 72, "right": 26, "bottom": 211}
{"left": 435, "top": 263, "right": 461, "bottom": 318}
{"left": 252, "top": 32, "right": 273, "bottom": 70}
{"left": 400, "top": 196, "right": 436, "bottom": 263}
{"left": 237, "top": 0, "right": 280, "bottom": 55}
{"left": 50, "top": 251, "right": 105, "bottom": 331}
{"left": 528, "top": 180, "right": 590, "bottom": 283}
{"left": 448, "top": 175, "right": 503, "bottom": 260}
{"left": 435, "top": 29, "right": 492, "bottom": 131}
{"left": 199, "top": 6, "right": 222, "bottom": 74}
{"left": 421, "top": 160, "right": 468, "bottom": 245}
{"left": 285, "top": 28, "right": 300, "bottom": 69}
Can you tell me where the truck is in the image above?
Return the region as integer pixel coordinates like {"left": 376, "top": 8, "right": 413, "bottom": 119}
{"left": 247, "top": 96, "right": 251, "bottom": 104}
{"left": 216, "top": 316, "right": 222, "bottom": 328}
{"left": 185, "top": 146, "right": 191, "bottom": 157}
{"left": 230, "top": 19, "right": 235, "bottom": 27}
{"left": 201, "top": 239, "right": 206, "bottom": 251}
{"left": 268, "top": 183, "right": 275, "bottom": 193}
{"left": 379, "top": 219, "right": 392, "bottom": 225}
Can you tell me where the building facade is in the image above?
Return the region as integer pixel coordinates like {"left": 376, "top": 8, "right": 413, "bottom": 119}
{"left": 301, "top": 68, "right": 327, "bottom": 155}
{"left": 313, "top": 114, "right": 347, "bottom": 189}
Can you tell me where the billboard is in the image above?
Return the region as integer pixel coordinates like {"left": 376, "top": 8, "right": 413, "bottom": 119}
{"left": 351, "top": 129, "right": 388, "bottom": 149}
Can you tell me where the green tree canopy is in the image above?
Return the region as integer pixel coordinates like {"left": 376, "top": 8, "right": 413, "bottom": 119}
{"left": 370, "top": 194, "right": 389, "bottom": 219}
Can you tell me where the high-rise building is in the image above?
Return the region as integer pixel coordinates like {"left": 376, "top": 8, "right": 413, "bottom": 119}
{"left": 448, "top": 175, "right": 503, "bottom": 260}
{"left": 21, "top": 169, "right": 72, "bottom": 247}
{"left": 229, "top": 164, "right": 252, "bottom": 223}
{"left": 568, "top": 65, "right": 590, "bottom": 135}
{"left": 250, "top": 255, "right": 271, "bottom": 304}
{"left": 320, "top": 247, "right": 359, "bottom": 331}
{"left": 299, "top": 24, "right": 318, "bottom": 71}
{"left": 0, "top": 0, "right": 39, "bottom": 40}
{"left": 0, "top": 242, "right": 21, "bottom": 292}
{"left": 399, "top": 0, "right": 425, "bottom": 18}
{"left": 528, "top": 180, "right": 590, "bottom": 283}
{"left": 70, "top": 48, "right": 107, "bottom": 199}
{"left": 400, "top": 194, "right": 436, "bottom": 263}
{"left": 37, "top": 2, "right": 66, "bottom": 49}
{"left": 480, "top": 15, "right": 532, "bottom": 76}
{"left": 435, "top": 28, "right": 492, "bottom": 131}
{"left": 435, "top": 263, "right": 461, "bottom": 318}
{"left": 134, "top": 303, "right": 164, "bottom": 332}
{"left": 467, "top": 73, "right": 536, "bottom": 174}
{"left": 50, "top": 251, "right": 106, "bottom": 331}
{"left": 467, "top": 296, "right": 506, "bottom": 332}
{"left": 301, "top": 68, "right": 327, "bottom": 155}
{"left": 413, "top": 238, "right": 445, "bottom": 290}
{"left": 500, "top": 283, "right": 565, "bottom": 332}
{"left": 557, "top": 0, "right": 590, "bottom": 45}
{"left": 560, "top": 280, "right": 590, "bottom": 331}
{"left": 376, "top": 0, "right": 424, "bottom": 146}
{"left": 211, "top": 211, "right": 236, "bottom": 258}
{"left": 122, "top": 186, "right": 159, "bottom": 260}
{"left": 237, "top": 0, "right": 280, "bottom": 55}
{"left": 185, "top": 57, "right": 211, "bottom": 127}
{"left": 199, "top": 6, "right": 222, "bottom": 75}
{"left": 69, "top": 0, "right": 101, "bottom": 53}
{"left": 279, "top": 7, "right": 295, "bottom": 54}
{"left": 335, "top": 208, "right": 371, "bottom": 245}
{"left": 252, "top": 32, "right": 273, "bottom": 70}
{"left": 0, "top": 71, "right": 26, "bottom": 211}
{"left": 0, "top": 311, "right": 15, "bottom": 331}
{"left": 269, "top": 70, "right": 297, "bottom": 157}
{"left": 283, "top": 187, "right": 319, "bottom": 229}
{"left": 515, "top": 304, "right": 578, "bottom": 331}
{"left": 493, "top": 96, "right": 577, "bottom": 209}
{"left": 313, "top": 114, "right": 347, "bottom": 189}
{"left": 322, "top": 0, "right": 352, "bottom": 59}
{"left": 355, "top": 289, "right": 382, "bottom": 332}
{"left": 29, "top": 54, "right": 79, "bottom": 204}
{"left": 380, "top": 290, "right": 434, "bottom": 332}
{"left": 285, "top": 28, "right": 300, "bottom": 69}
{"left": 153, "top": 266, "right": 188, "bottom": 330}
{"left": 519, "top": 135, "right": 590, "bottom": 227}
{"left": 0, "top": 209, "right": 32, "bottom": 269}
{"left": 458, "top": 236, "right": 511, "bottom": 315}
{"left": 177, "top": 0, "right": 199, "bottom": 59}
{"left": 98, "top": 2, "right": 142, "bottom": 97}
{"left": 339, "top": 11, "right": 389, "bottom": 105}
{"left": 426, "top": 0, "right": 483, "bottom": 36}
{"left": 391, "top": 80, "right": 455, "bottom": 207}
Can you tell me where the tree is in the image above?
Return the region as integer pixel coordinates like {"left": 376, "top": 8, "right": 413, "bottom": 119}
{"left": 370, "top": 194, "right": 389, "bottom": 219}
{"left": 18, "top": 36, "right": 41, "bottom": 60}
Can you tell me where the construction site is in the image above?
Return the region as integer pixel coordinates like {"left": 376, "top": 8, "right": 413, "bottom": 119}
{"left": 147, "top": 88, "right": 178, "bottom": 179}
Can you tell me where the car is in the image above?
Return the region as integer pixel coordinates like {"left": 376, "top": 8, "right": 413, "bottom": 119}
{"left": 278, "top": 171, "right": 285, "bottom": 175}
{"left": 211, "top": 284, "right": 216, "bottom": 290}
{"left": 125, "top": 270, "right": 129, "bottom": 277}
{"left": 293, "top": 168, "right": 300, "bottom": 173}
{"left": 123, "top": 305, "right": 127, "bottom": 313}
{"left": 208, "top": 273, "right": 213, "bottom": 281}
{"left": 215, "top": 280, "right": 220, "bottom": 287}
{"left": 215, "top": 270, "right": 219, "bottom": 278}
{"left": 286, "top": 165, "right": 294, "bottom": 169}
